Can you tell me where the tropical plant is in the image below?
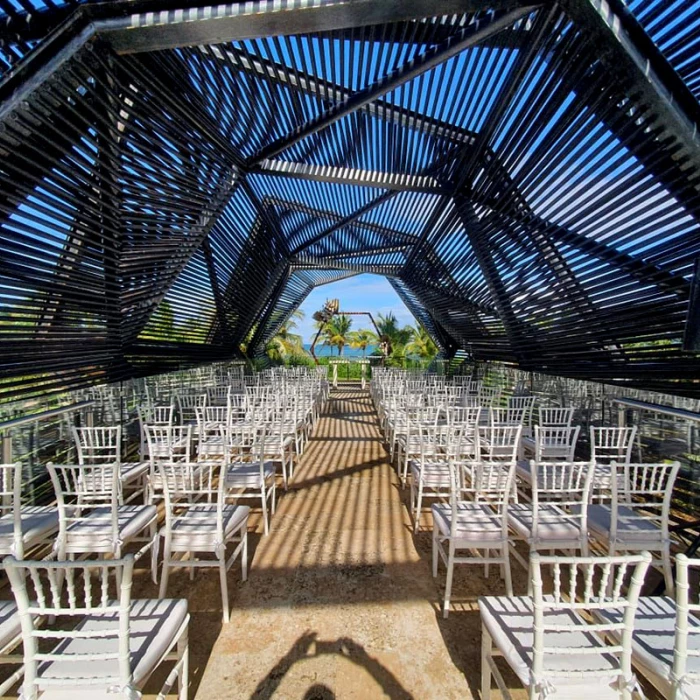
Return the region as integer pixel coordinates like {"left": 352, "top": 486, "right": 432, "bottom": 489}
{"left": 375, "top": 312, "right": 415, "bottom": 354}
{"left": 323, "top": 314, "right": 352, "bottom": 356}
{"left": 266, "top": 309, "right": 306, "bottom": 362}
{"left": 348, "top": 328, "right": 378, "bottom": 357}
{"left": 406, "top": 325, "right": 438, "bottom": 360}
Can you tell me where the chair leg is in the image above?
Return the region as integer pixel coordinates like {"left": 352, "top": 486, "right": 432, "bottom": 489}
{"left": 261, "top": 486, "right": 269, "bottom": 537}
{"left": 159, "top": 548, "right": 170, "bottom": 599}
{"left": 662, "top": 545, "right": 674, "bottom": 595}
{"left": 413, "top": 486, "right": 423, "bottom": 535}
{"left": 502, "top": 543, "right": 513, "bottom": 596}
{"left": 219, "top": 555, "right": 229, "bottom": 624}
{"left": 242, "top": 529, "right": 248, "bottom": 582}
{"left": 178, "top": 628, "right": 189, "bottom": 700}
{"left": 443, "top": 541, "right": 456, "bottom": 619}
{"left": 432, "top": 526, "right": 439, "bottom": 577}
{"left": 281, "top": 453, "right": 288, "bottom": 492}
{"left": 149, "top": 520, "right": 158, "bottom": 584}
{"left": 481, "top": 624, "right": 492, "bottom": 700}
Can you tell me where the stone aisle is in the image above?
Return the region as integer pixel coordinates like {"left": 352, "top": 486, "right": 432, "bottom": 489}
{"left": 194, "top": 387, "right": 475, "bottom": 699}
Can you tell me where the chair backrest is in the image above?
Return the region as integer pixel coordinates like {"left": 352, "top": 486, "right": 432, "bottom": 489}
{"left": 478, "top": 386, "right": 501, "bottom": 407}
{"left": 47, "top": 462, "right": 119, "bottom": 549}
{"left": 591, "top": 426, "right": 637, "bottom": 464}
{"left": 160, "top": 461, "right": 224, "bottom": 542}
{"left": 538, "top": 406, "right": 574, "bottom": 427}
{"left": 448, "top": 406, "right": 481, "bottom": 426}
{"left": 609, "top": 461, "right": 680, "bottom": 542}
{"left": 530, "top": 460, "right": 594, "bottom": 536}
{"left": 672, "top": 554, "right": 700, "bottom": 689}
{"left": 459, "top": 394, "right": 481, "bottom": 408}
{"left": 530, "top": 552, "right": 651, "bottom": 693}
{"left": 176, "top": 393, "right": 206, "bottom": 424}
{"left": 480, "top": 424, "right": 522, "bottom": 462}
{"left": 4, "top": 554, "right": 136, "bottom": 699}
{"left": 534, "top": 425, "right": 580, "bottom": 462}
{"left": 0, "top": 463, "right": 24, "bottom": 557}
{"left": 454, "top": 460, "right": 515, "bottom": 536}
{"left": 489, "top": 406, "right": 525, "bottom": 426}
{"left": 72, "top": 426, "right": 121, "bottom": 465}
{"left": 508, "top": 395, "right": 536, "bottom": 425}
{"left": 145, "top": 425, "right": 192, "bottom": 463}
{"left": 139, "top": 403, "right": 174, "bottom": 426}
{"left": 207, "top": 385, "right": 230, "bottom": 406}
{"left": 195, "top": 405, "right": 230, "bottom": 432}
{"left": 417, "top": 423, "right": 452, "bottom": 462}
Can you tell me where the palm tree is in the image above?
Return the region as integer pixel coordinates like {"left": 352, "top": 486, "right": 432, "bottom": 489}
{"left": 376, "top": 312, "right": 415, "bottom": 355}
{"left": 375, "top": 312, "right": 399, "bottom": 340}
{"left": 348, "top": 328, "right": 378, "bottom": 357}
{"left": 406, "top": 325, "right": 438, "bottom": 360}
{"left": 266, "top": 309, "right": 306, "bottom": 361}
{"left": 323, "top": 314, "right": 352, "bottom": 356}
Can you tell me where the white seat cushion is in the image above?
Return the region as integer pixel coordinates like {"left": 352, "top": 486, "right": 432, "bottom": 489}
{"left": 479, "top": 595, "right": 627, "bottom": 697}
{"left": 598, "top": 596, "right": 700, "bottom": 699}
{"left": 596, "top": 596, "right": 700, "bottom": 698}
{"left": 520, "top": 436, "right": 536, "bottom": 453}
{"left": 64, "top": 505, "right": 157, "bottom": 551}
{"left": 587, "top": 504, "right": 663, "bottom": 545}
{"left": 167, "top": 504, "right": 250, "bottom": 550}
{"left": 36, "top": 598, "right": 188, "bottom": 698}
{"left": 508, "top": 502, "right": 585, "bottom": 544}
{"left": 0, "top": 600, "right": 20, "bottom": 651}
{"left": 515, "top": 460, "right": 532, "bottom": 484}
{"left": 410, "top": 460, "right": 451, "bottom": 486}
{"left": 431, "top": 502, "right": 506, "bottom": 545}
{"left": 0, "top": 507, "right": 59, "bottom": 555}
{"left": 225, "top": 461, "right": 275, "bottom": 487}
{"left": 119, "top": 462, "right": 149, "bottom": 484}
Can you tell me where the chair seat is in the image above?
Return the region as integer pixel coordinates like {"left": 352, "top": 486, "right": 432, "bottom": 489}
{"left": 199, "top": 437, "right": 226, "bottom": 455}
{"left": 225, "top": 461, "right": 276, "bottom": 488}
{"left": 515, "top": 460, "right": 532, "bottom": 484}
{"left": 167, "top": 504, "right": 250, "bottom": 550}
{"left": 409, "top": 460, "right": 451, "bottom": 486}
{"left": 508, "top": 503, "right": 584, "bottom": 543}
{"left": 0, "top": 600, "right": 20, "bottom": 652}
{"left": 119, "top": 462, "right": 149, "bottom": 484}
{"left": 596, "top": 596, "right": 700, "bottom": 699}
{"left": 479, "top": 596, "right": 626, "bottom": 697}
{"left": 64, "top": 505, "right": 157, "bottom": 551}
{"left": 0, "top": 507, "right": 59, "bottom": 555}
{"left": 431, "top": 502, "right": 505, "bottom": 544}
{"left": 587, "top": 504, "right": 663, "bottom": 545}
{"left": 36, "top": 598, "right": 188, "bottom": 698}
{"left": 264, "top": 435, "right": 294, "bottom": 451}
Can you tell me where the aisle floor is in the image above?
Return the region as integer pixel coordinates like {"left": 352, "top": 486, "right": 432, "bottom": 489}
{"left": 192, "top": 387, "right": 518, "bottom": 699}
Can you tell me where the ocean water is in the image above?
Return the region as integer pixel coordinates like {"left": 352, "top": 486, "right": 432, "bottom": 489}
{"left": 302, "top": 343, "right": 378, "bottom": 358}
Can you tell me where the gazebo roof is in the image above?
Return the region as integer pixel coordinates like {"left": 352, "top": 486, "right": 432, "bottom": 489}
{"left": 1, "top": 0, "right": 700, "bottom": 398}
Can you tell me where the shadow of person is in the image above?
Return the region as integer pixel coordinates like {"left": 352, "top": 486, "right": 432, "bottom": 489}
{"left": 303, "top": 683, "right": 336, "bottom": 700}
{"left": 251, "top": 631, "right": 413, "bottom": 700}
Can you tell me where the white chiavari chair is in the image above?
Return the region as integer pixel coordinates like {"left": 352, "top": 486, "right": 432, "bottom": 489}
{"left": 5, "top": 552, "right": 189, "bottom": 699}
{"left": 480, "top": 552, "right": 651, "bottom": 698}
{"left": 158, "top": 461, "right": 248, "bottom": 623}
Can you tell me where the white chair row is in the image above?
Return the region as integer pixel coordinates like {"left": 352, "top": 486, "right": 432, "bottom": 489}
{"left": 420, "top": 453, "right": 679, "bottom": 617}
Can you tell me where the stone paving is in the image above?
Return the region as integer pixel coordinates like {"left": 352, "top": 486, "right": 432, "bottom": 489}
{"left": 191, "top": 387, "right": 518, "bottom": 699}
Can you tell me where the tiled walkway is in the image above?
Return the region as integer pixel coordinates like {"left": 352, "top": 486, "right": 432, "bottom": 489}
{"left": 193, "top": 387, "right": 496, "bottom": 699}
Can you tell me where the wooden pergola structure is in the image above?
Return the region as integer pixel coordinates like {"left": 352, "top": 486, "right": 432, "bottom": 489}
{"left": 0, "top": 0, "right": 699, "bottom": 399}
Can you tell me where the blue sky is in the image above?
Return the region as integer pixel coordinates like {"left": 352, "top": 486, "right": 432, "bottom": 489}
{"left": 295, "top": 273, "right": 417, "bottom": 343}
